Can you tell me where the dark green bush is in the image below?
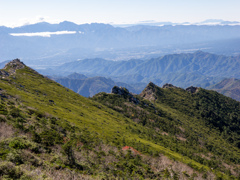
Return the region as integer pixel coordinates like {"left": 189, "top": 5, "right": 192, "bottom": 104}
{"left": 9, "top": 108, "right": 21, "bottom": 118}
{"left": 40, "top": 130, "right": 62, "bottom": 146}
{"left": 32, "top": 132, "right": 41, "bottom": 143}
{"left": 9, "top": 139, "right": 27, "bottom": 150}
{"left": 62, "top": 141, "right": 76, "bottom": 166}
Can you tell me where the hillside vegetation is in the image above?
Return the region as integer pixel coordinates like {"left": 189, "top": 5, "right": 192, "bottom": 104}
{"left": 92, "top": 84, "right": 240, "bottom": 179}
{"left": 0, "top": 59, "right": 240, "bottom": 179}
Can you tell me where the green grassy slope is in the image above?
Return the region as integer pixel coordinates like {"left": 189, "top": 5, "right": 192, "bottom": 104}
{"left": 0, "top": 60, "right": 239, "bottom": 179}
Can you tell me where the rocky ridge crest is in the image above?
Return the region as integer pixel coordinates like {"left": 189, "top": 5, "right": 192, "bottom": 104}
{"left": 111, "top": 86, "right": 139, "bottom": 104}
{"left": 0, "top": 59, "right": 41, "bottom": 79}
{"left": 0, "top": 59, "right": 26, "bottom": 78}
{"left": 139, "top": 82, "right": 158, "bottom": 101}
{"left": 4, "top": 59, "right": 26, "bottom": 72}
{"left": 186, "top": 86, "right": 199, "bottom": 93}
{"left": 140, "top": 82, "right": 199, "bottom": 101}
{"left": 162, "top": 83, "right": 178, "bottom": 89}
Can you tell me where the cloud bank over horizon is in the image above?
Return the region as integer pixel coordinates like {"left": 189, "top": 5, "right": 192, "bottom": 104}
{"left": 2, "top": 18, "right": 240, "bottom": 29}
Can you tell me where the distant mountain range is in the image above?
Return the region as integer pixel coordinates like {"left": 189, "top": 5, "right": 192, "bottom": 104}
{"left": 51, "top": 73, "right": 141, "bottom": 97}
{"left": 39, "top": 51, "right": 240, "bottom": 99}
{"left": 1, "top": 21, "right": 240, "bottom": 67}
{"left": 209, "top": 78, "right": 240, "bottom": 101}
{"left": 53, "top": 51, "right": 240, "bottom": 89}
{"left": 114, "top": 19, "right": 240, "bottom": 27}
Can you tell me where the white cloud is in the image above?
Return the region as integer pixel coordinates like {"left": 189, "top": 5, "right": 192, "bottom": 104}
{"left": 10, "top": 31, "right": 77, "bottom": 37}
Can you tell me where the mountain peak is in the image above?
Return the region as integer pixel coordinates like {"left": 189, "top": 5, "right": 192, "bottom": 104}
{"left": 59, "top": 21, "right": 76, "bottom": 25}
{"left": 67, "top": 72, "right": 87, "bottom": 79}
{"left": 3, "top": 59, "right": 26, "bottom": 74}
{"left": 146, "top": 82, "right": 157, "bottom": 89}
{"left": 140, "top": 82, "right": 158, "bottom": 101}
{"left": 0, "top": 59, "right": 25, "bottom": 78}
{"left": 58, "top": 21, "right": 78, "bottom": 28}
{"left": 2, "top": 59, "right": 41, "bottom": 77}
{"left": 4, "top": 58, "right": 25, "bottom": 68}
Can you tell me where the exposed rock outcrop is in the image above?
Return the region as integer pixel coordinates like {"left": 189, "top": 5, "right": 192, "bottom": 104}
{"left": 0, "top": 59, "right": 27, "bottom": 79}
{"left": 4, "top": 59, "right": 26, "bottom": 74}
{"left": 139, "top": 82, "right": 157, "bottom": 101}
{"left": 0, "top": 70, "right": 9, "bottom": 78}
{"left": 111, "top": 86, "right": 139, "bottom": 104}
{"left": 162, "top": 83, "right": 178, "bottom": 89}
{"left": 0, "top": 59, "right": 41, "bottom": 79}
{"left": 186, "top": 86, "right": 199, "bottom": 93}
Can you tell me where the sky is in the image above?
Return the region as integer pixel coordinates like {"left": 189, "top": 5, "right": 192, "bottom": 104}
{"left": 0, "top": 0, "right": 240, "bottom": 27}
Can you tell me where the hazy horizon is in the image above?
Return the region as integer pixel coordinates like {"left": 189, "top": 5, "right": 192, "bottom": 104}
{"left": 0, "top": 0, "right": 240, "bottom": 27}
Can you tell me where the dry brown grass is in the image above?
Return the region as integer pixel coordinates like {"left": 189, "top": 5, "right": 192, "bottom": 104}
{"left": 0, "top": 122, "right": 15, "bottom": 140}
{"left": 161, "top": 131, "right": 169, "bottom": 136}
{"left": 45, "top": 168, "right": 94, "bottom": 180}
{"left": 113, "top": 106, "right": 123, "bottom": 111}
{"left": 222, "top": 162, "right": 239, "bottom": 177}
{"left": 143, "top": 154, "right": 215, "bottom": 180}
{"left": 179, "top": 126, "right": 185, "bottom": 132}
{"left": 176, "top": 134, "right": 187, "bottom": 141}
{"left": 22, "top": 163, "right": 94, "bottom": 180}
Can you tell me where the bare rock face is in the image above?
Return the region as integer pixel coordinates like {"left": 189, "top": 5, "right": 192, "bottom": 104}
{"left": 0, "top": 59, "right": 27, "bottom": 79}
{"left": 0, "top": 70, "right": 9, "bottom": 78}
{"left": 139, "top": 82, "right": 157, "bottom": 101}
{"left": 4, "top": 59, "right": 26, "bottom": 74}
{"left": 0, "top": 59, "right": 41, "bottom": 79}
{"left": 186, "top": 86, "right": 199, "bottom": 93}
{"left": 162, "top": 83, "right": 177, "bottom": 89}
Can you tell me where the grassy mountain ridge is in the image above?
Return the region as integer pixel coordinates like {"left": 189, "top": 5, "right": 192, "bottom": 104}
{"left": 0, "top": 59, "right": 239, "bottom": 179}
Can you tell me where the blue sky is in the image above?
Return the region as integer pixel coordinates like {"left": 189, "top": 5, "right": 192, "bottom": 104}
{"left": 0, "top": 0, "right": 240, "bottom": 27}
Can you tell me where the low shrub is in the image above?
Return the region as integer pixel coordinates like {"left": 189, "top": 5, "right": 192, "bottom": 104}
{"left": 6, "top": 150, "right": 23, "bottom": 165}
{"left": 0, "top": 161, "right": 23, "bottom": 179}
